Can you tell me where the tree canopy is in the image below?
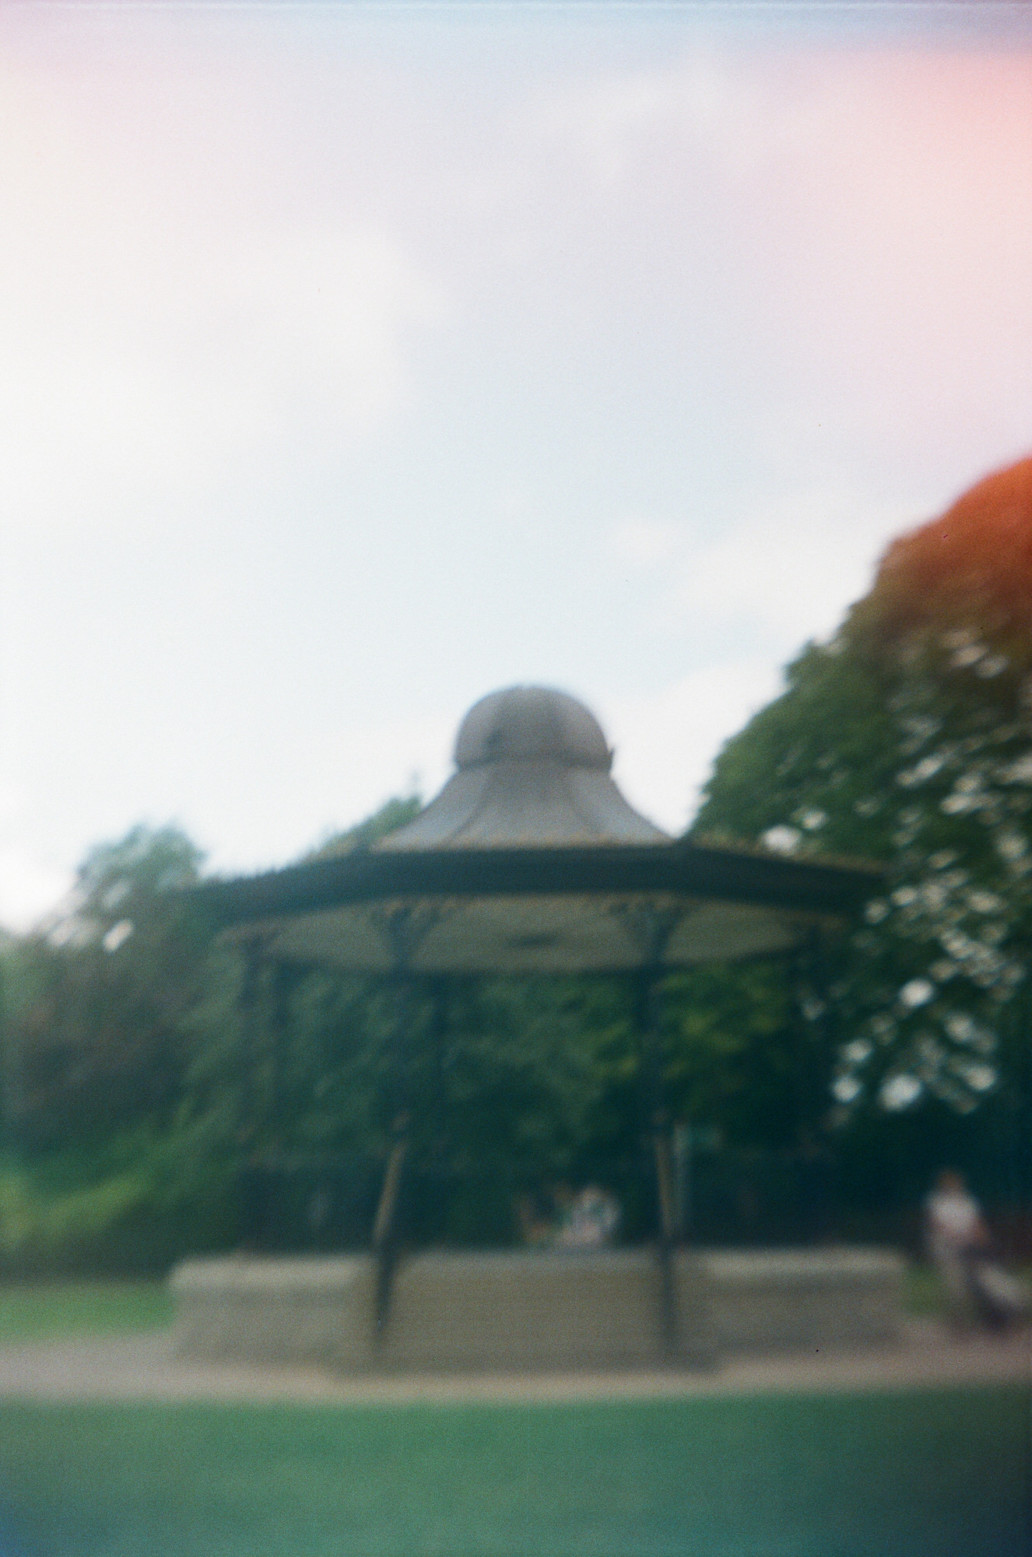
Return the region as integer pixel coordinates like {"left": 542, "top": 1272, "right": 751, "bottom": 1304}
{"left": 695, "top": 456, "right": 1032, "bottom": 1120}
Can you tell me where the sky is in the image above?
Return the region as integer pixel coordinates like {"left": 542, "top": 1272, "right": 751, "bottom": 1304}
{"left": 1, "top": 1, "right": 1030, "bottom": 928}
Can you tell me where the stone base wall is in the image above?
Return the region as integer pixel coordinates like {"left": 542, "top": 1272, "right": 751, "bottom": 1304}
{"left": 702, "top": 1248, "right": 904, "bottom": 1354}
{"left": 170, "top": 1255, "right": 374, "bottom": 1369}
{"left": 170, "top": 1246, "right": 903, "bottom": 1373}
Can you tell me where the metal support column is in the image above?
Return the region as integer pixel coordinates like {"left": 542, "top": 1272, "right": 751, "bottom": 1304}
{"left": 790, "top": 926, "right": 836, "bottom": 1242}
{"left": 269, "top": 960, "right": 300, "bottom": 1158}
{"left": 634, "top": 958, "right": 679, "bottom": 1359}
{"left": 425, "top": 975, "right": 451, "bottom": 1231}
{"left": 371, "top": 908, "right": 429, "bottom": 1340}
{"left": 236, "top": 934, "right": 267, "bottom": 1250}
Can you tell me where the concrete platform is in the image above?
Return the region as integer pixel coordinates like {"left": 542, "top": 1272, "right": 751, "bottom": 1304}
{"left": 2, "top": 1319, "right": 1028, "bottom": 1405}
{"left": 170, "top": 1246, "right": 905, "bottom": 1373}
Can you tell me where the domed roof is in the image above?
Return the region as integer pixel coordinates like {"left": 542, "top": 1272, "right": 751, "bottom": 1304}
{"left": 454, "top": 686, "right": 612, "bottom": 772}
{"left": 378, "top": 685, "right": 668, "bottom": 850}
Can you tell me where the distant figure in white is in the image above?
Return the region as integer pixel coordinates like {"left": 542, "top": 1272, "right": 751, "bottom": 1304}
{"left": 925, "top": 1169, "right": 1027, "bottom": 1330}
{"left": 554, "top": 1185, "right": 621, "bottom": 1249}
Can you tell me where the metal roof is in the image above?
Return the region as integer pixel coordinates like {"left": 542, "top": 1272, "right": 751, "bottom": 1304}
{"left": 378, "top": 686, "right": 668, "bottom": 850}
{"left": 195, "top": 838, "right": 881, "bottom": 974}
{"left": 192, "top": 688, "right": 882, "bottom": 974}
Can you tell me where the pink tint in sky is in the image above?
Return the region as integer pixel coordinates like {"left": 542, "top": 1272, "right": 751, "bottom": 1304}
{"left": 0, "top": 5, "right": 1029, "bottom": 926}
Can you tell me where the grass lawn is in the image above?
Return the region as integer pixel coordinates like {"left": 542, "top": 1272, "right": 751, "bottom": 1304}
{"left": 0, "top": 1387, "right": 1025, "bottom": 1557}
{"left": 0, "top": 1283, "right": 172, "bottom": 1345}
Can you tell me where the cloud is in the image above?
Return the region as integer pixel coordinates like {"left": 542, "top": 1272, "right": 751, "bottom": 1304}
{"left": 197, "top": 705, "right": 458, "bottom": 880}
{"left": 0, "top": 700, "right": 459, "bottom": 930}
{"left": 0, "top": 845, "right": 74, "bottom": 932}
{"left": 606, "top": 483, "right": 916, "bottom": 652}
{"left": 530, "top": 44, "right": 1032, "bottom": 473}
{"left": 531, "top": 66, "right": 700, "bottom": 192}
{"left": 0, "top": 58, "right": 442, "bottom": 534}
{"left": 671, "top": 487, "right": 910, "bottom": 642}
{"left": 600, "top": 659, "right": 786, "bottom": 834}
{"left": 607, "top": 517, "right": 682, "bottom": 567}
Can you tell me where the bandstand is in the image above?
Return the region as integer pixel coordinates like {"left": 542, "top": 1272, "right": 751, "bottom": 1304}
{"left": 172, "top": 686, "right": 901, "bottom": 1371}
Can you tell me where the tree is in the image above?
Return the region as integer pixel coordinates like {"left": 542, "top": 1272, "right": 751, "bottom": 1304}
{"left": 7, "top": 825, "right": 210, "bottom": 1152}
{"left": 694, "top": 457, "right": 1032, "bottom": 1124}
{"left": 0, "top": 825, "right": 232, "bottom": 1269}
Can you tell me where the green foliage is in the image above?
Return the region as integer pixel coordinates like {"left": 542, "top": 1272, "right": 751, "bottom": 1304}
{"left": 695, "top": 639, "right": 899, "bottom": 863}
{"left": 0, "top": 1112, "right": 239, "bottom": 1273}
{"left": 662, "top": 961, "right": 805, "bottom": 1150}
{"left": 0, "top": 1168, "right": 148, "bottom": 1263}
{"left": 0, "top": 826, "right": 240, "bottom": 1268}
{"left": 696, "top": 458, "right": 1032, "bottom": 1121}
{"left": 4, "top": 825, "right": 211, "bottom": 1153}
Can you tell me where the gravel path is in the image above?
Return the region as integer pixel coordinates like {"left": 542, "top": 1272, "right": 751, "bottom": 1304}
{"left": 0, "top": 1321, "right": 1027, "bottom": 1406}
